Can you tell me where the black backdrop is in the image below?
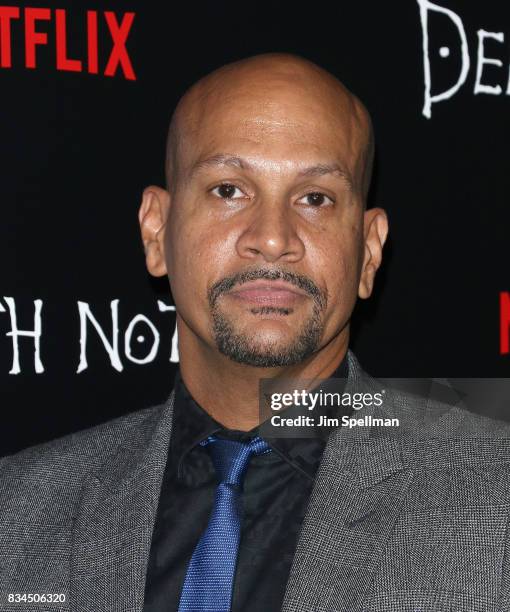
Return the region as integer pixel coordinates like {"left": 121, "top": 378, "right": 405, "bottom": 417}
{"left": 3, "top": 0, "right": 510, "bottom": 456}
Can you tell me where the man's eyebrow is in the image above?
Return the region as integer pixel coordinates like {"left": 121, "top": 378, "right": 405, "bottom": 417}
{"left": 188, "top": 154, "right": 249, "bottom": 178}
{"left": 297, "top": 163, "right": 353, "bottom": 187}
{"left": 188, "top": 154, "right": 353, "bottom": 187}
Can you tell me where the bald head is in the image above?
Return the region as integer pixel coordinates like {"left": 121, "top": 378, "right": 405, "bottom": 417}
{"left": 165, "top": 53, "right": 374, "bottom": 203}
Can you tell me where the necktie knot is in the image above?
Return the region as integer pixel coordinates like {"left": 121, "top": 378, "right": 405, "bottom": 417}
{"left": 200, "top": 435, "right": 271, "bottom": 486}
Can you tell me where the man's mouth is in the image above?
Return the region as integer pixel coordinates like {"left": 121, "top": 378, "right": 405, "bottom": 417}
{"left": 225, "top": 279, "right": 308, "bottom": 308}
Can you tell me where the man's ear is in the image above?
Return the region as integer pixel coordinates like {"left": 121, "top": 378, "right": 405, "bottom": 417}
{"left": 138, "top": 185, "right": 170, "bottom": 277}
{"left": 358, "top": 207, "right": 389, "bottom": 299}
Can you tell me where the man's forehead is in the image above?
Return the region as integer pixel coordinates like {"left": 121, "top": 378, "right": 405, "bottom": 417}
{"left": 185, "top": 97, "right": 360, "bottom": 162}
{"left": 187, "top": 79, "right": 362, "bottom": 139}
{"left": 166, "top": 54, "right": 373, "bottom": 191}
{"left": 180, "top": 109, "right": 363, "bottom": 186}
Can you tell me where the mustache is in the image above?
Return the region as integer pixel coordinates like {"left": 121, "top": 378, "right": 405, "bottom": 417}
{"left": 208, "top": 268, "right": 327, "bottom": 310}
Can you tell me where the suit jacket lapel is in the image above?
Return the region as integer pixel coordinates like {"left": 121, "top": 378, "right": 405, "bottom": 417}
{"left": 70, "top": 392, "right": 175, "bottom": 612}
{"left": 282, "top": 352, "right": 414, "bottom": 612}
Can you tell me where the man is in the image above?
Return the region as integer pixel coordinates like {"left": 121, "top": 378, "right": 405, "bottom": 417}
{"left": 1, "top": 53, "right": 510, "bottom": 612}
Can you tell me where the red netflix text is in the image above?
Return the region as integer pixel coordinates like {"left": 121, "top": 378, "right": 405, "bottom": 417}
{"left": 501, "top": 292, "right": 510, "bottom": 355}
{"left": 0, "top": 6, "right": 136, "bottom": 80}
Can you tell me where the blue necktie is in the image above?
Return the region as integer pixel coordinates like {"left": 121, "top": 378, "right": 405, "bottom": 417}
{"left": 177, "top": 435, "right": 271, "bottom": 612}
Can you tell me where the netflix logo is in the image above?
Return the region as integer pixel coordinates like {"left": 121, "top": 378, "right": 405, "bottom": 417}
{"left": 0, "top": 6, "right": 136, "bottom": 80}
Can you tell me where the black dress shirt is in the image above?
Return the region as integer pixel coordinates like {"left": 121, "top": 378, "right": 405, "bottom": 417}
{"left": 143, "top": 357, "right": 350, "bottom": 612}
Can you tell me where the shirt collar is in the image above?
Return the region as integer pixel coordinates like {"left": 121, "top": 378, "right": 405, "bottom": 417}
{"left": 169, "top": 355, "right": 349, "bottom": 483}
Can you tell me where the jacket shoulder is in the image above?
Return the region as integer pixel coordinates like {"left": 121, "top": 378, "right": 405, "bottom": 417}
{"left": 0, "top": 402, "right": 166, "bottom": 488}
{"left": 389, "top": 386, "right": 510, "bottom": 439}
{"left": 348, "top": 350, "right": 510, "bottom": 439}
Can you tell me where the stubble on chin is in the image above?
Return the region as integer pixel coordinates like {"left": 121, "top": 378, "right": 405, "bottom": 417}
{"left": 210, "top": 303, "right": 324, "bottom": 367}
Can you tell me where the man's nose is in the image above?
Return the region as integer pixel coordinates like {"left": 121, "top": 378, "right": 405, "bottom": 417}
{"left": 235, "top": 200, "right": 305, "bottom": 263}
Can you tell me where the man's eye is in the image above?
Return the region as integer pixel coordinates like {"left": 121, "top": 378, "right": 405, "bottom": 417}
{"left": 297, "top": 192, "right": 334, "bottom": 207}
{"left": 211, "top": 183, "right": 245, "bottom": 200}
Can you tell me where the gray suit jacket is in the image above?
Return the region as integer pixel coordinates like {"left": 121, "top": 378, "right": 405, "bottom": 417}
{"left": 1, "top": 351, "right": 510, "bottom": 612}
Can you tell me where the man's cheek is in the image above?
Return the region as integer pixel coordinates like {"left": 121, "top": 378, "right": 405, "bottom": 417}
{"left": 327, "top": 266, "right": 356, "bottom": 307}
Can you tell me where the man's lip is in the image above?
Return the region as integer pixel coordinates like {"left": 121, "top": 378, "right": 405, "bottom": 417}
{"left": 225, "top": 280, "right": 308, "bottom": 306}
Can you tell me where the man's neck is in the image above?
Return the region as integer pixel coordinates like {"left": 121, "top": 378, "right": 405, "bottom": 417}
{"left": 177, "top": 324, "right": 350, "bottom": 431}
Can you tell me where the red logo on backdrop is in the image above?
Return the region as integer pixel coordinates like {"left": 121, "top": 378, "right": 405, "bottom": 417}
{"left": 501, "top": 292, "right": 510, "bottom": 355}
{"left": 0, "top": 6, "right": 136, "bottom": 80}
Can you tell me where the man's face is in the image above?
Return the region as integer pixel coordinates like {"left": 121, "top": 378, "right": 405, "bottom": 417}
{"left": 161, "top": 75, "right": 371, "bottom": 368}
